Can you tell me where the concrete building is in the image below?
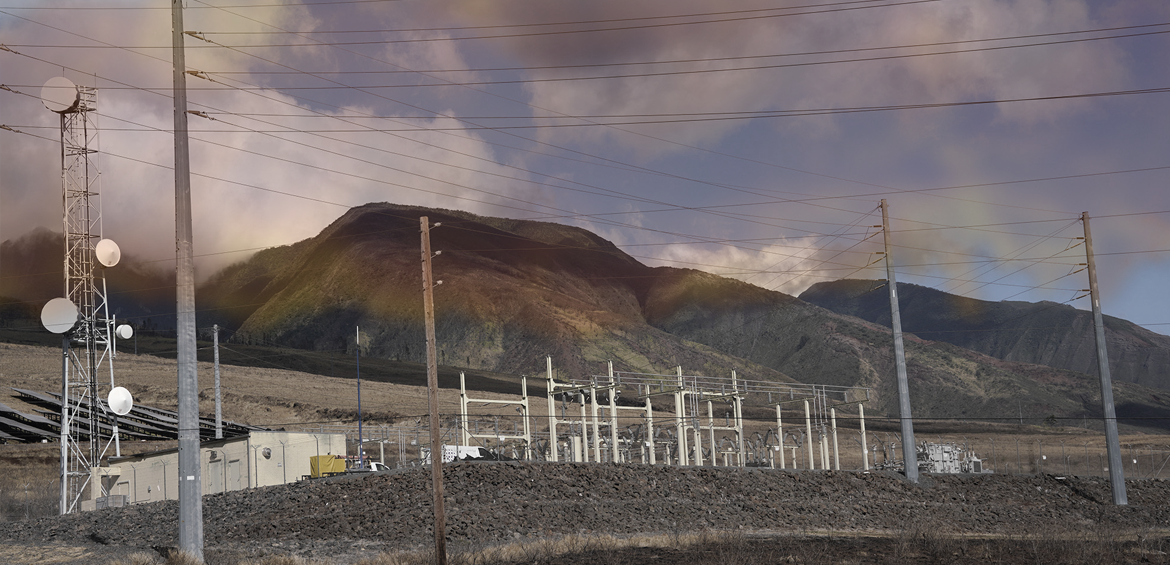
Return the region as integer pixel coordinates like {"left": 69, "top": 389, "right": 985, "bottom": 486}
{"left": 83, "top": 431, "right": 346, "bottom": 510}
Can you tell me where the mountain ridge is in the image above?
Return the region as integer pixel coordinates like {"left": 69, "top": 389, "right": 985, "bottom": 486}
{"left": 194, "top": 203, "right": 1170, "bottom": 427}
{"left": 7, "top": 203, "right": 1170, "bottom": 429}
{"left": 799, "top": 279, "right": 1170, "bottom": 391}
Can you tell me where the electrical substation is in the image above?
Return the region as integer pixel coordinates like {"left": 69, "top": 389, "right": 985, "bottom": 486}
{"left": 315, "top": 356, "right": 879, "bottom": 474}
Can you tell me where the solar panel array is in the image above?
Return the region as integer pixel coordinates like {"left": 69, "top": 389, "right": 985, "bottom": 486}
{"left": 0, "top": 388, "right": 266, "bottom": 443}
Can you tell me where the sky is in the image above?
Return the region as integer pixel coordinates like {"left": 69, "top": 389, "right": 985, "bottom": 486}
{"left": 1, "top": 0, "right": 1169, "bottom": 333}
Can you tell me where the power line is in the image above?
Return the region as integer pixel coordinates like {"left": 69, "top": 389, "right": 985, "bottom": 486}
{"left": 6, "top": 0, "right": 952, "bottom": 48}
{"left": 9, "top": 86, "right": 1163, "bottom": 128}
{"left": 202, "top": 22, "right": 1170, "bottom": 74}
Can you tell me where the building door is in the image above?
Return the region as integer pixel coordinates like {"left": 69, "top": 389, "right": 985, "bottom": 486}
{"left": 228, "top": 459, "right": 242, "bottom": 491}
{"left": 209, "top": 458, "right": 224, "bottom": 494}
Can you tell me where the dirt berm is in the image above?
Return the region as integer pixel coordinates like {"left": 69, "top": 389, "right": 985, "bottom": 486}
{"left": 2, "top": 462, "right": 1168, "bottom": 564}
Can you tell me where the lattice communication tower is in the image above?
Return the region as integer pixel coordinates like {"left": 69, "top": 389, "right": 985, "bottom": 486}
{"left": 40, "top": 77, "right": 124, "bottom": 515}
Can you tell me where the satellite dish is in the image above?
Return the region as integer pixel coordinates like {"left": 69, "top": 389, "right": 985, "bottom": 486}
{"left": 41, "top": 77, "right": 80, "bottom": 114}
{"left": 116, "top": 324, "right": 134, "bottom": 340}
{"left": 40, "top": 297, "right": 79, "bottom": 334}
{"left": 107, "top": 386, "right": 133, "bottom": 416}
{"left": 95, "top": 239, "right": 121, "bottom": 268}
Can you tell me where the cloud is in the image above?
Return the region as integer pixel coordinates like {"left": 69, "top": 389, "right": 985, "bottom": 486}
{"left": 0, "top": 2, "right": 534, "bottom": 278}
{"left": 434, "top": 0, "right": 1129, "bottom": 154}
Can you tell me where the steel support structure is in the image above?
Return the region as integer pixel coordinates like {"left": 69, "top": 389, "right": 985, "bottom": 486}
{"left": 545, "top": 356, "right": 560, "bottom": 462}
{"left": 51, "top": 79, "right": 121, "bottom": 515}
{"left": 458, "top": 372, "right": 531, "bottom": 458}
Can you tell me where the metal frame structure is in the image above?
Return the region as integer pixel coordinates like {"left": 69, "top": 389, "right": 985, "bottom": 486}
{"left": 316, "top": 359, "right": 871, "bottom": 471}
{"left": 546, "top": 359, "right": 870, "bottom": 468}
{"left": 459, "top": 371, "right": 531, "bottom": 458}
{"left": 50, "top": 82, "right": 120, "bottom": 515}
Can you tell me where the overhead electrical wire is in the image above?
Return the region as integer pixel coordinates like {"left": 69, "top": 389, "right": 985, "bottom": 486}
{"left": 171, "top": 8, "right": 914, "bottom": 222}
{"left": 4, "top": 4, "right": 1165, "bottom": 304}
{"left": 4, "top": 0, "right": 1140, "bottom": 222}
{"left": 5, "top": 0, "right": 1165, "bottom": 226}
{"left": 202, "top": 21, "right": 1170, "bottom": 74}
{"left": 9, "top": 86, "right": 1164, "bottom": 129}
{"left": 200, "top": 0, "right": 939, "bottom": 35}
{"left": 4, "top": 43, "right": 889, "bottom": 260}
{"left": 8, "top": 118, "right": 1170, "bottom": 299}
{"left": 15, "top": 30, "right": 1170, "bottom": 89}
{"left": 0, "top": 0, "right": 927, "bottom": 14}
{"left": 940, "top": 221, "right": 1082, "bottom": 295}
{"left": 5, "top": 0, "right": 952, "bottom": 48}
{"left": 173, "top": 0, "right": 1136, "bottom": 219}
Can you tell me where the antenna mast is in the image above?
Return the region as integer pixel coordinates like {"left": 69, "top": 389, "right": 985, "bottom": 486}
{"left": 40, "top": 77, "right": 121, "bottom": 515}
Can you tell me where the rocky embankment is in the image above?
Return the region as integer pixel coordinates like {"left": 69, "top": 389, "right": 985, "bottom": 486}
{"left": 4, "top": 462, "right": 1169, "bottom": 564}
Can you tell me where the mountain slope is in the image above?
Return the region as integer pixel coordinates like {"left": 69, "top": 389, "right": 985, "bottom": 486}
{"left": 0, "top": 227, "right": 176, "bottom": 332}
{"left": 196, "top": 203, "right": 1170, "bottom": 428}
{"left": 799, "top": 279, "right": 1170, "bottom": 391}
{"left": 198, "top": 203, "right": 786, "bottom": 383}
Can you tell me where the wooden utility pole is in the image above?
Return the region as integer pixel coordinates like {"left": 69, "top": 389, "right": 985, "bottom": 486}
{"left": 881, "top": 199, "right": 918, "bottom": 482}
{"left": 1082, "top": 212, "right": 1127, "bottom": 505}
{"left": 420, "top": 217, "right": 447, "bottom": 564}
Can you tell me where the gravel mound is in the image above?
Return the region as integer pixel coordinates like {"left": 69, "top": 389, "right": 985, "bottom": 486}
{"left": 3, "top": 462, "right": 1169, "bottom": 563}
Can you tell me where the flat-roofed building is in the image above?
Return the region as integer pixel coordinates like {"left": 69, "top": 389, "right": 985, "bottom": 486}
{"left": 82, "top": 431, "right": 346, "bottom": 510}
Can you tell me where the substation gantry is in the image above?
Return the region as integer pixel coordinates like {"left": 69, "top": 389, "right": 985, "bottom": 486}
{"left": 529, "top": 356, "right": 871, "bottom": 469}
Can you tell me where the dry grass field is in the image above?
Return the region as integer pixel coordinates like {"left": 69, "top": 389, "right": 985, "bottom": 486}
{"left": 5, "top": 340, "right": 1170, "bottom": 476}
{"left": 0, "top": 342, "right": 533, "bottom": 428}
{"left": 7, "top": 341, "right": 1170, "bottom": 564}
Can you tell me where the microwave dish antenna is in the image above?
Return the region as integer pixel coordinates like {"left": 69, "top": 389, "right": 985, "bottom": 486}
{"left": 40, "top": 298, "right": 79, "bottom": 334}
{"left": 41, "top": 77, "right": 80, "bottom": 114}
{"left": 107, "top": 387, "right": 133, "bottom": 416}
{"left": 95, "top": 239, "right": 120, "bottom": 268}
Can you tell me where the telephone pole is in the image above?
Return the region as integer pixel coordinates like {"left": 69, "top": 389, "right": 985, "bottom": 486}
{"left": 421, "top": 217, "right": 447, "bottom": 564}
{"left": 881, "top": 200, "right": 917, "bottom": 482}
{"left": 1082, "top": 212, "right": 1126, "bottom": 505}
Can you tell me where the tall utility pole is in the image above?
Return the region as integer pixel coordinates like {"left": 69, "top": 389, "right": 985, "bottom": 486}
{"left": 420, "top": 217, "right": 447, "bottom": 565}
{"left": 213, "top": 324, "right": 222, "bottom": 440}
{"left": 1082, "top": 212, "right": 1127, "bottom": 505}
{"left": 881, "top": 199, "right": 917, "bottom": 482}
{"left": 172, "top": 0, "right": 203, "bottom": 558}
{"left": 356, "top": 325, "right": 363, "bottom": 469}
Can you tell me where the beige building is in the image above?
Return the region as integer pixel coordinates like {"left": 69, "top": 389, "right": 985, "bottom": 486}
{"left": 82, "top": 431, "right": 346, "bottom": 511}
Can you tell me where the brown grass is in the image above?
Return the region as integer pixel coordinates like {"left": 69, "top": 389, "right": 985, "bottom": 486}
{"left": 94, "top": 528, "right": 1170, "bottom": 565}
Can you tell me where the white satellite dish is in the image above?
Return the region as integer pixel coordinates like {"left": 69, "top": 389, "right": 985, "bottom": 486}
{"left": 40, "top": 297, "right": 79, "bottom": 334}
{"left": 116, "top": 324, "right": 134, "bottom": 340}
{"left": 95, "top": 239, "right": 121, "bottom": 268}
{"left": 108, "top": 386, "right": 133, "bottom": 416}
{"left": 41, "top": 77, "right": 80, "bottom": 114}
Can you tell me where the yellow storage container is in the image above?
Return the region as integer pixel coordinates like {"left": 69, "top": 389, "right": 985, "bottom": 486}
{"left": 309, "top": 454, "right": 346, "bottom": 478}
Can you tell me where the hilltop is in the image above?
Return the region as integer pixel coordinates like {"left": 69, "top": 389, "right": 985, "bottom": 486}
{"left": 6, "top": 203, "right": 1170, "bottom": 428}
